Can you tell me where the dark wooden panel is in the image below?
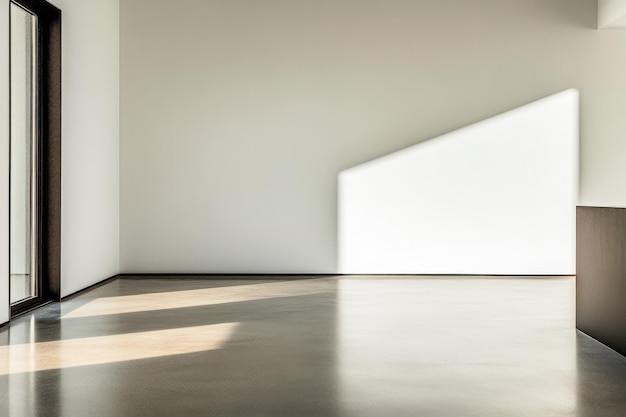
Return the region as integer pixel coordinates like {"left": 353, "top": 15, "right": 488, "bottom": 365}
{"left": 577, "top": 206, "right": 626, "bottom": 356}
{"left": 41, "top": 2, "right": 62, "bottom": 301}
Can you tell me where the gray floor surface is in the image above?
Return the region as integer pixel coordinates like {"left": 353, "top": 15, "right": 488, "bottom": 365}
{"left": 0, "top": 276, "right": 625, "bottom": 417}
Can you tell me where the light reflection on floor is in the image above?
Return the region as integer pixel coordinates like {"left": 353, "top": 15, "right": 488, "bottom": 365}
{"left": 0, "top": 322, "right": 239, "bottom": 375}
{"left": 338, "top": 278, "right": 578, "bottom": 416}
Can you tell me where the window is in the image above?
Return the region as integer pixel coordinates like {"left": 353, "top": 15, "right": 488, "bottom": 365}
{"left": 9, "top": 0, "right": 60, "bottom": 317}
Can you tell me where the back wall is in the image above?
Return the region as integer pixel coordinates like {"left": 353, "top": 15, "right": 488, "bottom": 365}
{"left": 120, "top": 0, "right": 626, "bottom": 273}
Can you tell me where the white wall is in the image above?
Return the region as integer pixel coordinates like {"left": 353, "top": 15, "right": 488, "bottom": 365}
{"left": 339, "top": 90, "right": 578, "bottom": 275}
{"left": 120, "top": 0, "right": 626, "bottom": 274}
{"left": 0, "top": 0, "right": 9, "bottom": 323}
{"left": 0, "top": 0, "right": 119, "bottom": 321}
{"left": 52, "top": 0, "right": 120, "bottom": 296}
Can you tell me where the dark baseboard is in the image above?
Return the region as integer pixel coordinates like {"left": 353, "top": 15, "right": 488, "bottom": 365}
{"left": 116, "top": 273, "right": 341, "bottom": 280}
{"left": 577, "top": 206, "right": 626, "bottom": 357}
{"left": 61, "top": 275, "right": 122, "bottom": 301}
{"left": 116, "top": 273, "right": 572, "bottom": 278}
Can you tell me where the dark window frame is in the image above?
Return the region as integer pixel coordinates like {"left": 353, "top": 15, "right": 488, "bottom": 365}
{"left": 10, "top": 0, "right": 61, "bottom": 318}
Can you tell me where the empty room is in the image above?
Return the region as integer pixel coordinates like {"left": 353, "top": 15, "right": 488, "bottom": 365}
{"left": 1, "top": 0, "right": 626, "bottom": 416}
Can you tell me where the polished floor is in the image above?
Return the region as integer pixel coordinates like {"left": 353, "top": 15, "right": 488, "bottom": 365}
{"left": 1, "top": 276, "right": 625, "bottom": 417}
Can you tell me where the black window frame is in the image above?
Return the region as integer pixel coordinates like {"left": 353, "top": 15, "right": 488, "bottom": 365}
{"left": 9, "top": 0, "right": 61, "bottom": 318}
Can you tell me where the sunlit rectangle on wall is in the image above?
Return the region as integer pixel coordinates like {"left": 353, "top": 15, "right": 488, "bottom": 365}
{"left": 339, "top": 89, "right": 578, "bottom": 275}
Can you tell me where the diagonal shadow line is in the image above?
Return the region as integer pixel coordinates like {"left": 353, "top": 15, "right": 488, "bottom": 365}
{"left": 0, "top": 292, "right": 338, "bottom": 346}
{"left": 337, "top": 89, "right": 578, "bottom": 275}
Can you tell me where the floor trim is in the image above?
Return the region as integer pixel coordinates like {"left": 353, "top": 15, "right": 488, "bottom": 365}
{"left": 61, "top": 275, "right": 121, "bottom": 301}
{"left": 117, "top": 273, "right": 573, "bottom": 278}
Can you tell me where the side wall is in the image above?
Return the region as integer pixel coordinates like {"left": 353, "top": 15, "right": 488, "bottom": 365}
{"left": 1, "top": 0, "right": 119, "bottom": 324}
{"left": 53, "top": 0, "right": 120, "bottom": 297}
{"left": 120, "top": 0, "right": 626, "bottom": 274}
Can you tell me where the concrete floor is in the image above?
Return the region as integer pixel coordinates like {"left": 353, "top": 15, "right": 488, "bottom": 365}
{"left": 0, "top": 276, "right": 625, "bottom": 417}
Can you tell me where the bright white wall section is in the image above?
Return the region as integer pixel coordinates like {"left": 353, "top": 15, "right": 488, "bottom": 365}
{"left": 0, "top": 1, "right": 9, "bottom": 324}
{"left": 339, "top": 90, "right": 578, "bottom": 275}
{"left": 598, "top": 0, "right": 626, "bottom": 28}
{"left": 53, "top": 0, "right": 120, "bottom": 296}
{"left": 1, "top": 0, "right": 118, "bottom": 320}
{"left": 121, "top": 0, "right": 626, "bottom": 274}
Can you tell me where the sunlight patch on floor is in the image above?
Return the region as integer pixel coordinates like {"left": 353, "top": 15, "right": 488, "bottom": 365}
{"left": 0, "top": 322, "right": 239, "bottom": 375}
{"left": 62, "top": 279, "right": 334, "bottom": 318}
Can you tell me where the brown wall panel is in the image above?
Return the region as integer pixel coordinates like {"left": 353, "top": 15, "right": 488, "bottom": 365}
{"left": 577, "top": 206, "right": 626, "bottom": 356}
